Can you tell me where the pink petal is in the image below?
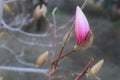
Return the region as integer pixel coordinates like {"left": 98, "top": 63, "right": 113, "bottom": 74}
{"left": 75, "top": 6, "right": 90, "bottom": 45}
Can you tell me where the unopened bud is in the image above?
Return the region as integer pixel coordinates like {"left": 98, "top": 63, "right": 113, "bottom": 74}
{"left": 40, "top": 4, "right": 47, "bottom": 17}
{"left": 75, "top": 6, "right": 90, "bottom": 46}
{"left": 33, "top": 5, "right": 41, "bottom": 20}
{"left": 0, "top": 32, "right": 4, "bottom": 38}
{"left": 0, "top": 77, "right": 3, "bottom": 80}
{"left": 36, "top": 51, "right": 49, "bottom": 67}
{"left": 90, "top": 59, "right": 104, "bottom": 77}
{"left": 3, "top": 4, "right": 11, "bottom": 13}
{"left": 33, "top": 4, "right": 47, "bottom": 20}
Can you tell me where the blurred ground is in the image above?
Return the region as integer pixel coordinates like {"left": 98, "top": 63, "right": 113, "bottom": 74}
{"left": 0, "top": 0, "right": 120, "bottom": 80}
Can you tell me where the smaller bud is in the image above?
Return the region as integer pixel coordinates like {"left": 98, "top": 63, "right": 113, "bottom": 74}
{"left": 36, "top": 51, "right": 49, "bottom": 67}
{"left": 33, "top": 5, "right": 41, "bottom": 20}
{"left": 40, "top": 4, "right": 47, "bottom": 17}
{"left": 3, "top": 4, "right": 11, "bottom": 13}
{"left": 33, "top": 4, "right": 47, "bottom": 20}
{"left": 0, "top": 77, "right": 3, "bottom": 80}
{"left": 90, "top": 59, "right": 104, "bottom": 77}
{"left": 0, "top": 32, "right": 4, "bottom": 38}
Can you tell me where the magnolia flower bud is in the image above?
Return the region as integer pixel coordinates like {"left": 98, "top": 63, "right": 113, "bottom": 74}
{"left": 75, "top": 6, "right": 90, "bottom": 46}
{"left": 90, "top": 59, "right": 104, "bottom": 77}
{"left": 36, "top": 51, "right": 49, "bottom": 67}
{"left": 33, "top": 5, "right": 41, "bottom": 20}
{"left": 0, "top": 32, "right": 4, "bottom": 38}
{"left": 40, "top": 4, "right": 47, "bottom": 17}
{"left": 0, "top": 77, "right": 3, "bottom": 80}
{"left": 3, "top": 4, "right": 11, "bottom": 13}
{"left": 33, "top": 4, "right": 47, "bottom": 20}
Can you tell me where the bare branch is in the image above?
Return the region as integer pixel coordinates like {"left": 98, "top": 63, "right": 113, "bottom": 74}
{"left": 0, "top": 0, "right": 3, "bottom": 24}
{"left": 58, "top": 22, "right": 74, "bottom": 57}
{"left": 52, "top": 73, "right": 79, "bottom": 79}
{"left": 15, "top": 36, "right": 52, "bottom": 48}
{"left": 50, "top": 7, "right": 58, "bottom": 58}
{"left": 0, "top": 66, "right": 48, "bottom": 75}
{"left": 81, "top": 0, "right": 88, "bottom": 10}
{"left": 75, "top": 58, "right": 94, "bottom": 80}
{"left": 2, "top": 0, "right": 18, "bottom": 4}
{"left": 0, "top": 45, "right": 35, "bottom": 67}
{"left": 1, "top": 20, "right": 49, "bottom": 37}
{"left": 58, "top": 16, "right": 74, "bottom": 30}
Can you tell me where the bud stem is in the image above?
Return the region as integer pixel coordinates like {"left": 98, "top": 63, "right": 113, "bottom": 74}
{"left": 58, "top": 22, "right": 74, "bottom": 58}
{"left": 50, "top": 48, "right": 75, "bottom": 71}
{"left": 75, "top": 58, "right": 94, "bottom": 80}
{"left": 81, "top": 0, "right": 88, "bottom": 10}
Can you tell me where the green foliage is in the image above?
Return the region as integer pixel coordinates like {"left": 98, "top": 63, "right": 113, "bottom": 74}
{"left": 48, "top": 8, "right": 63, "bottom": 15}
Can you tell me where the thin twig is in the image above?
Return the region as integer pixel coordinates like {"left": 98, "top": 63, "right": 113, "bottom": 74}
{"left": 16, "top": 46, "right": 35, "bottom": 67}
{"left": 2, "top": 0, "right": 18, "bottom": 4}
{"left": 52, "top": 49, "right": 75, "bottom": 66}
{"left": 0, "top": 66, "right": 48, "bottom": 75}
{"left": 75, "top": 58, "right": 94, "bottom": 80}
{"left": 58, "top": 22, "right": 75, "bottom": 58}
{"left": 0, "top": 45, "right": 34, "bottom": 67}
{"left": 0, "top": 0, "right": 3, "bottom": 24}
{"left": 49, "top": 49, "right": 75, "bottom": 76}
{"left": 17, "top": 46, "right": 25, "bottom": 57}
{"left": 81, "top": 0, "right": 88, "bottom": 10}
{"left": 54, "top": 22, "right": 75, "bottom": 68}
{"left": 57, "top": 49, "right": 75, "bottom": 60}
{"left": 52, "top": 73, "right": 79, "bottom": 79}
{"left": 51, "top": 7, "right": 58, "bottom": 59}
{"left": 58, "top": 16, "right": 74, "bottom": 30}
{"left": 15, "top": 36, "right": 52, "bottom": 48}
{"left": 1, "top": 20, "right": 49, "bottom": 37}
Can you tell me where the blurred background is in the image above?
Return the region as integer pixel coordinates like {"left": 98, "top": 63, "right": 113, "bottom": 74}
{"left": 0, "top": 0, "right": 120, "bottom": 80}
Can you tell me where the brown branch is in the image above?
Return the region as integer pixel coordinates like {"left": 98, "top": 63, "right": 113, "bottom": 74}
{"left": 52, "top": 49, "right": 75, "bottom": 66}
{"left": 51, "top": 73, "right": 79, "bottom": 79}
{"left": 57, "top": 0, "right": 88, "bottom": 60}
{"left": 58, "top": 22, "right": 74, "bottom": 57}
{"left": 57, "top": 49, "right": 75, "bottom": 60}
{"left": 49, "top": 49, "right": 75, "bottom": 75}
{"left": 53, "top": 22, "right": 75, "bottom": 69}
{"left": 49, "top": 0, "right": 89, "bottom": 77}
{"left": 75, "top": 58, "right": 94, "bottom": 80}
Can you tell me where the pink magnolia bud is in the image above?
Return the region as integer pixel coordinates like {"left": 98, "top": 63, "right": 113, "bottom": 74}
{"left": 75, "top": 6, "right": 90, "bottom": 46}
